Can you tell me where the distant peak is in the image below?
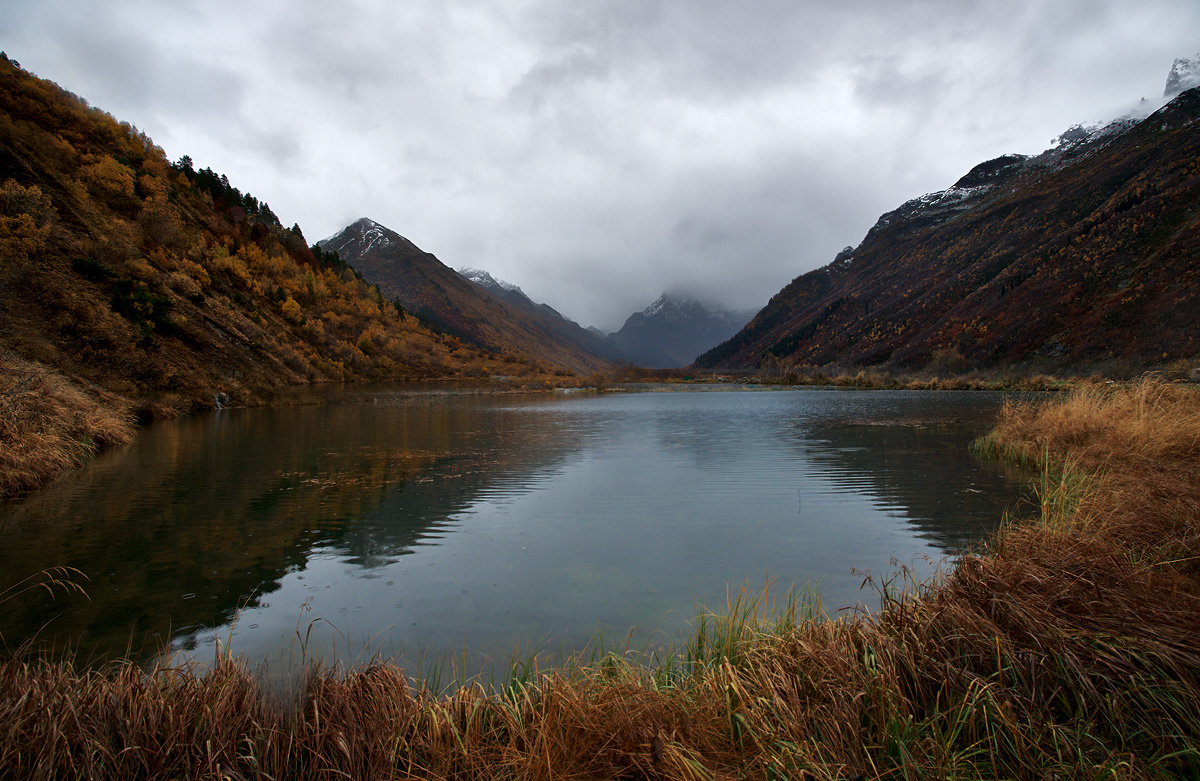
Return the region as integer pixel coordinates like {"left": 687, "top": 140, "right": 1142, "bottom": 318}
{"left": 643, "top": 294, "right": 670, "bottom": 317}
{"left": 642, "top": 292, "right": 729, "bottom": 319}
{"left": 1165, "top": 54, "right": 1200, "bottom": 98}
{"left": 644, "top": 292, "right": 699, "bottom": 317}
{"left": 459, "top": 266, "right": 521, "bottom": 294}
{"left": 318, "top": 217, "right": 420, "bottom": 257}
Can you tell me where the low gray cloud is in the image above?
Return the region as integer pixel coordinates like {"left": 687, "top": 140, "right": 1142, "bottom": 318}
{"left": 4, "top": 0, "right": 1198, "bottom": 329}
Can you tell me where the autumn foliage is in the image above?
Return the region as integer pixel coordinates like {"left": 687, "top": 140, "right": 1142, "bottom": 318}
{"left": 0, "top": 56, "right": 570, "bottom": 494}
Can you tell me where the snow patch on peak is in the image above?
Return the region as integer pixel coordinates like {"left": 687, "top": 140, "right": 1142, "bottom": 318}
{"left": 1051, "top": 122, "right": 1103, "bottom": 148}
{"left": 1048, "top": 115, "right": 1141, "bottom": 151}
{"left": 640, "top": 292, "right": 725, "bottom": 323}
{"left": 1165, "top": 54, "right": 1200, "bottom": 98}
{"left": 865, "top": 182, "right": 1000, "bottom": 240}
{"left": 322, "top": 218, "right": 387, "bottom": 246}
{"left": 459, "top": 267, "right": 521, "bottom": 294}
{"left": 642, "top": 294, "right": 671, "bottom": 318}
{"left": 348, "top": 219, "right": 395, "bottom": 255}
{"left": 907, "top": 185, "right": 992, "bottom": 210}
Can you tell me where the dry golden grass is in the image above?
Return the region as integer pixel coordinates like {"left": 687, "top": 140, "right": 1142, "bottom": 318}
{"left": 1, "top": 379, "right": 1198, "bottom": 779}
{"left": 0, "top": 353, "right": 135, "bottom": 497}
{"left": 983, "top": 378, "right": 1200, "bottom": 468}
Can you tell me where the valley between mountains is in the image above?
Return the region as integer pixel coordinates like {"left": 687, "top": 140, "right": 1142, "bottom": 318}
{"left": 2, "top": 53, "right": 1199, "bottom": 496}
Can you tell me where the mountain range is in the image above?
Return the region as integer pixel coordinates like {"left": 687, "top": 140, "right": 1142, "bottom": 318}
{"left": 320, "top": 219, "right": 755, "bottom": 371}
{"left": 0, "top": 57, "right": 580, "bottom": 422}
{"left": 454, "top": 270, "right": 752, "bottom": 369}
{"left": 5, "top": 46, "right": 1199, "bottom": 427}
{"left": 318, "top": 218, "right": 619, "bottom": 373}
{"left": 697, "top": 64, "right": 1200, "bottom": 375}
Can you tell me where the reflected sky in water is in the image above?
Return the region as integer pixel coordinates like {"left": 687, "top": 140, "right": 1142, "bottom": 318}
{"left": 0, "top": 387, "right": 1028, "bottom": 678}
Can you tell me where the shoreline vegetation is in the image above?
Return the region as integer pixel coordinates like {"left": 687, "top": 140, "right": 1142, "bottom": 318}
{"left": 1, "top": 380, "right": 1197, "bottom": 778}
{"left": 0, "top": 353, "right": 136, "bottom": 499}
{"left": 8, "top": 351, "right": 1195, "bottom": 499}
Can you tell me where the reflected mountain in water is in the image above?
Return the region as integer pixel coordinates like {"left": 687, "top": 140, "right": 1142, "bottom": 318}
{"left": 798, "top": 421, "right": 1030, "bottom": 553}
{"left": 0, "top": 394, "right": 589, "bottom": 661}
{"left": 641, "top": 389, "right": 1027, "bottom": 554}
{"left": 0, "top": 388, "right": 1026, "bottom": 672}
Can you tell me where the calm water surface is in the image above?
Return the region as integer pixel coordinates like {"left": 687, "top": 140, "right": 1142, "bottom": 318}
{"left": 0, "top": 387, "right": 1028, "bottom": 677}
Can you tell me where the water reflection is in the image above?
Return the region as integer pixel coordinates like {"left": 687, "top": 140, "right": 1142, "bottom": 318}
{"left": 0, "top": 387, "right": 1027, "bottom": 676}
{"left": 0, "top": 394, "right": 590, "bottom": 660}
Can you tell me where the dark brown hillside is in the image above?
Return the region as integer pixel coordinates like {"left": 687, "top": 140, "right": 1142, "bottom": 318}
{"left": 697, "top": 89, "right": 1200, "bottom": 374}
{"left": 321, "top": 219, "right": 615, "bottom": 374}
{"left": 0, "top": 57, "right": 569, "bottom": 495}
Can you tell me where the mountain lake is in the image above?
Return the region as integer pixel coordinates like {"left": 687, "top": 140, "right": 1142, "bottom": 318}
{"left": 0, "top": 385, "right": 1032, "bottom": 684}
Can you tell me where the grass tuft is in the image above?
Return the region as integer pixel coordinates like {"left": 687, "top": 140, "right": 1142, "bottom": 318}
{"left": 0, "top": 353, "right": 135, "bottom": 498}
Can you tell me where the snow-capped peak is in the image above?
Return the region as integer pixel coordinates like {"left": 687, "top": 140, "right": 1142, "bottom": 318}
{"left": 642, "top": 292, "right": 704, "bottom": 318}
{"left": 362, "top": 226, "right": 392, "bottom": 254}
{"left": 642, "top": 294, "right": 671, "bottom": 318}
{"left": 1165, "top": 54, "right": 1200, "bottom": 98}
{"left": 453, "top": 268, "right": 535, "bottom": 305}
{"left": 317, "top": 218, "right": 425, "bottom": 259}
{"left": 639, "top": 292, "right": 730, "bottom": 322}
{"left": 458, "top": 267, "right": 526, "bottom": 297}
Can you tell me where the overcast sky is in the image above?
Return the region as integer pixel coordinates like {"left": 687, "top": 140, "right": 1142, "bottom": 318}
{"left": 5, "top": 1, "right": 1197, "bottom": 330}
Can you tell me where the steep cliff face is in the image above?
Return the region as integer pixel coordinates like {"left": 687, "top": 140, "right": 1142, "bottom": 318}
{"left": 320, "top": 219, "right": 616, "bottom": 373}
{"left": 1165, "top": 55, "right": 1200, "bottom": 98}
{"left": 697, "top": 87, "right": 1200, "bottom": 374}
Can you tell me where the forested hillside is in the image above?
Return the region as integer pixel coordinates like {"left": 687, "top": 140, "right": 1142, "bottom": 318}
{"left": 0, "top": 56, "right": 567, "bottom": 495}
{"left": 697, "top": 89, "right": 1200, "bottom": 376}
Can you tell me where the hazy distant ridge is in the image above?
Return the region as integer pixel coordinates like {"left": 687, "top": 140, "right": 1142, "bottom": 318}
{"left": 609, "top": 293, "right": 756, "bottom": 368}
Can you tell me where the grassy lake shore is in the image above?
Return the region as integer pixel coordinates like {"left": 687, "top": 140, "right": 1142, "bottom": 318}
{"left": 0, "top": 354, "right": 136, "bottom": 500}
{"left": 2, "top": 380, "right": 1199, "bottom": 779}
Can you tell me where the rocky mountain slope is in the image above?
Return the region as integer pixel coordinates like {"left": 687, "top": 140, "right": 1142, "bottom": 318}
{"left": 608, "top": 293, "right": 756, "bottom": 368}
{"left": 320, "top": 219, "right": 617, "bottom": 373}
{"left": 697, "top": 79, "right": 1200, "bottom": 375}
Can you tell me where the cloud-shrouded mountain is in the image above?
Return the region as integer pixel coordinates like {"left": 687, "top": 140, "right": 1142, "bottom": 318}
{"left": 697, "top": 79, "right": 1200, "bottom": 374}
{"left": 320, "top": 219, "right": 617, "bottom": 373}
{"left": 608, "top": 293, "right": 757, "bottom": 369}
{"left": 1165, "top": 55, "right": 1200, "bottom": 98}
